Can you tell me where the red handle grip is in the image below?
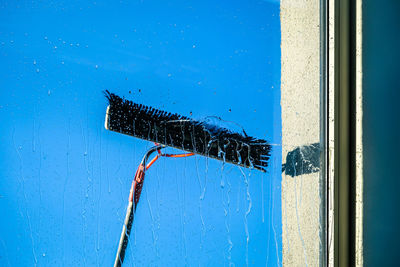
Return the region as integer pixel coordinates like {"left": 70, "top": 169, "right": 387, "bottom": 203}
{"left": 129, "top": 164, "right": 145, "bottom": 204}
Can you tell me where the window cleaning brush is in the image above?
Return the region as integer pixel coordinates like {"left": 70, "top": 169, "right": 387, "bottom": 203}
{"left": 104, "top": 91, "right": 271, "bottom": 266}
{"left": 105, "top": 91, "right": 271, "bottom": 172}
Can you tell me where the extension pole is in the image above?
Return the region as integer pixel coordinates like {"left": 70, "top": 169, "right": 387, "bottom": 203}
{"left": 113, "top": 145, "right": 194, "bottom": 266}
{"left": 114, "top": 163, "right": 144, "bottom": 267}
{"left": 114, "top": 201, "right": 134, "bottom": 267}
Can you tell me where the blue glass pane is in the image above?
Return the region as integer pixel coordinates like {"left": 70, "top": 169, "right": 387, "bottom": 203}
{"left": 0, "top": 1, "right": 282, "bottom": 266}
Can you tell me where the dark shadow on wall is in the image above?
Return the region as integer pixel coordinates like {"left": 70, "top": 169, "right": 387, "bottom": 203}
{"left": 282, "top": 143, "right": 320, "bottom": 177}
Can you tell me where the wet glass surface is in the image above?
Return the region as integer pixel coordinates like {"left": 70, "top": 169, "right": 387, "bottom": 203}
{"left": 0, "top": 1, "right": 282, "bottom": 265}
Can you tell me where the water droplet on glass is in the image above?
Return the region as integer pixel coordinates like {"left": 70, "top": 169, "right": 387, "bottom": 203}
{"left": 33, "top": 60, "right": 36, "bottom": 65}
{"left": 36, "top": 69, "right": 40, "bottom": 73}
{"left": 95, "top": 65, "right": 98, "bottom": 69}
{"left": 48, "top": 90, "right": 51, "bottom": 96}
{"left": 42, "top": 253, "right": 46, "bottom": 257}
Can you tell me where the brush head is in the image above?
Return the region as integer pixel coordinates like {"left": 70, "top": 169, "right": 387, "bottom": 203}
{"left": 104, "top": 91, "right": 271, "bottom": 172}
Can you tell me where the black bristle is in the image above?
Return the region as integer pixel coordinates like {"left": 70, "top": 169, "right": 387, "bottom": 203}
{"left": 104, "top": 91, "right": 271, "bottom": 172}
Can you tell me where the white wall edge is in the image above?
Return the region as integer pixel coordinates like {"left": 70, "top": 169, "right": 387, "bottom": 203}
{"left": 281, "top": 0, "right": 321, "bottom": 265}
{"left": 355, "top": 0, "right": 363, "bottom": 265}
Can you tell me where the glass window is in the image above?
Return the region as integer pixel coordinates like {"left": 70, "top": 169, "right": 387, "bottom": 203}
{"left": 0, "top": 0, "right": 325, "bottom": 266}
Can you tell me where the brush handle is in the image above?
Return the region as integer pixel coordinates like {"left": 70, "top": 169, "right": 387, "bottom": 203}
{"left": 114, "top": 201, "right": 134, "bottom": 267}
{"left": 114, "top": 164, "right": 145, "bottom": 267}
